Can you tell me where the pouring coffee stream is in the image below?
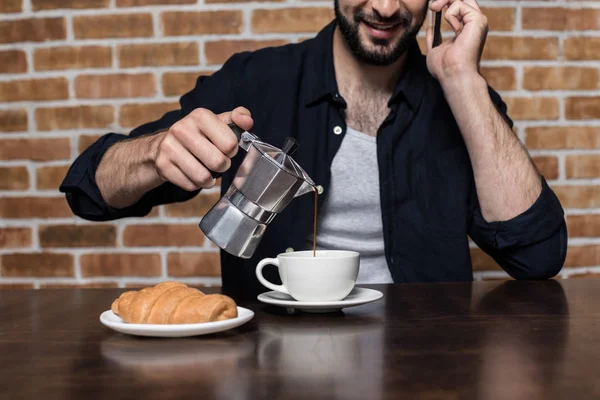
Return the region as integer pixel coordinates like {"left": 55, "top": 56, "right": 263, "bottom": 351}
{"left": 199, "top": 123, "right": 319, "bottom": 259}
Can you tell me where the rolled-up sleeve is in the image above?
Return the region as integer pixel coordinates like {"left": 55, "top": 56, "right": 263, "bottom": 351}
{"left": 468, "top": 167, "right": 567, "bottom": 280}
{"left": 466, "top": 86, "right": 568, "bottom": 280}
{"left": 60, "top": 53, "right": 249, "bottom": 221}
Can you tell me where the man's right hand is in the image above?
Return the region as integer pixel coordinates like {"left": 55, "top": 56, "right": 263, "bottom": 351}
{"left": 152, "top": 106, "right": 253, "bottom": 191}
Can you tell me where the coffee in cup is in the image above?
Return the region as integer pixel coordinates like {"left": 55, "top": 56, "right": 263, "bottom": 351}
{"left": 255, "top": 250, "right": 359, "bottom": 302}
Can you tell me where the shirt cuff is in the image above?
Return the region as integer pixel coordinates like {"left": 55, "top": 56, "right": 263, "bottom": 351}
{"left": 471, "top": 177, "right": 565, "bottom": 250}
{"left": 60, "top": 133, "right": 154, "bottom": 220}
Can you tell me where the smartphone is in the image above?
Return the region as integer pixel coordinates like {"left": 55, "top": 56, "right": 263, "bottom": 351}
{"left": 432, "top": 10, "right": 442, "bottom": 48}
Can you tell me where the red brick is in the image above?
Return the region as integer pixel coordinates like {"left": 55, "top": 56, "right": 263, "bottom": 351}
{"left": 39, "top": 225, "right": 116, "bottom": 248}
{"left": 73, "top": 14, "right": 153, "bottom": 39}
{"left": 205, "top": 40, "right": 288, "bottom": 65}
{"left": 36, "top": 106, "right": 114, "bottom": 131}
{"left": 40, "top": 282, "right": 119, "bottom": 288}
{"left": 567, "top": 215, "right": 600, "bottom": 238}
{"left": 0, "top": 228, "right": 32, "bottom": 248}
{"left": 0, "top": 167, "right": 29, "bottom": 190}
{"left": 0, "top": 138, "right": 70, "bottom": 161}
{"left": 162, "top": 71, "right": 211, "bottom": 96}
{"left": 162, "top": 11, "right": 243, "bottom": 36}
{"left": 470, "top": 248, "right": 501, "bottom": 271}
{"left": 480, "top": 66, "right": 516, "bottom": 91}
{"left": 0, "top": 18, "right": 66, "bottom": 44}
{"left": 0, "top": 50, "right": 27, "bottom": 73}
{"left": 523, "top": 67, "right": 599, "bottom": 91}
{"left": 525, "top": 127, "right": 600, "bottom": 149}
{"left": 568, "top": 272, "right": 600, "bottom": 279}
{"left": 32, "top": 0, "right": 109, "bottom": 10}
{"left": 118, "top": 0, "right": 195, "bottom": 5}
{"left": 252, "top": 8, "right": 334, "bottom": 33}
{"left": 0, "top": 109, "right": 28, "bottom": 133}
{"left": 119, "top": 102, "right": 178, "bottom": 128}
{"left": 504, "top": 97, "right": 559, "bottom": 120}
{"left": 34, "top": 46, "right": 112, "bottom": 71}
{"left": 0, "top": 197, "right": 72, "bottom": 219}
{"left": 164, "top": 192, "right": 220, "bottom": 217}
{"left": 1, "top": 253, "right": 74, "bottom": 277}
{"left": 0, "top": 78, "right": 68, "bottom": 102}
{"left": 118, "top": 42, "right": 198, "bottom": 68}
{"left": 0, "top": 284, "right": 35, "bottom": 289}
{"left": 75, "top": 73, "right": 155, "bottom": 99}
{"left": 532, "top": 156, "right": 559, "bottom": 180}
{"left": 81, "top": 253, "right": 162, "bottom": 277}
{"left": 552, "top": 186, "right": 600, "bottom": 209}
{"left": 0, "top": 0, "right": 22, "bottom": 13}
{"left": 482, "top": 37, "right": 558, "bottom": 60}
{"left": 481, "top": 7, "right": 515, "bottom": 32}
{"left": 566, "top": 155, "right": 600, "bottom": 179}
{"left": 36, "top": 166, "right": 69, "bottom": 191}
{"left": 124, "top": 282, "right": 217, "bottom": 289}
{"left": 523, "top": 8, "right": 600, "bottom": 31}
{"left": 566, "top": 97, "right": 600, "bottom": 120}
{"left": 564, "top": 245, "right": 600, "bottom": 267}
{"left": 123, "top": 224, "right": 204, "bottom": 247}
{"left": 565, "top": 37, "right": 600, "bottom": 60}
{"left": 78, "top": 134, "right": 104, "bottom": 153}
{"left": 167, "top": 252, "right": 221, "bottom": 277}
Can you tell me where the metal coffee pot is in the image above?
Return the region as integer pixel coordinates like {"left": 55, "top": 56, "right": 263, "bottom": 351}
{"left": 199, "top": 124, "right": 317, "bottom": 259}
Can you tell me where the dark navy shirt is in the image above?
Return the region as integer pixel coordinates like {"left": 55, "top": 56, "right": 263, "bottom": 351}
{"left": 60, "top": 20, "right": 568, "bottom": 300}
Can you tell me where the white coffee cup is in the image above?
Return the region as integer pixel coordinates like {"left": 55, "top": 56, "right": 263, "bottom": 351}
{"left": 255, "top": 250, "right": 359, "bottom": 302}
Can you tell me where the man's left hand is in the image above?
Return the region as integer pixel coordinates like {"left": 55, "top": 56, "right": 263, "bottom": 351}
{"left": 426, "top": 0, "right": 488, "bottom": 83}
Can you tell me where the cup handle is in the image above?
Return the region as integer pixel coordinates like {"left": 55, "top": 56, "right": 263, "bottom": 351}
{"left": 255, "top": 258, "right": 290, "bottom": 294}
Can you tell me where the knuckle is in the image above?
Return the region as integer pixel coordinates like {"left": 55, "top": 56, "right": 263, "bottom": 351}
{"left": 154, "top": 155, "right": 169, "bottom": 175}
{"left": 195, "top": 168, "right": 213, "bottom": 186}
{"left": 191, "top": 107, "right": 212, "bottom": 122}
{"left": 182, "top": 180, "right": 199, "bottom": 192}
{"left": 207, "top": 153, "right": 230, "bottom": 172}
{"left": 222, "top": 137, "right": 238, "bottom": 157}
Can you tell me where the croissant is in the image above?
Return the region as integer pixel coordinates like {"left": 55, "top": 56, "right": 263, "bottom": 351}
{"left": 111, "top": 281, "right": 238, "bottom": 324}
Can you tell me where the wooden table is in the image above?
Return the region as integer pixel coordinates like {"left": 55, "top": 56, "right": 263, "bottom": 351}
{"left": 0, "top": 280, "right": 599, "bottom": 399}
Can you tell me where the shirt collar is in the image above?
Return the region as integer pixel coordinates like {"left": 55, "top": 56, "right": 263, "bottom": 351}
{"left": 304, "top": 19, "right": 427, "bottom": 112}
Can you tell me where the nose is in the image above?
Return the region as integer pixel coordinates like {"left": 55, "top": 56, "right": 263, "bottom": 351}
{"left": 370, "top": 0, "right": 400, "bottom": 19}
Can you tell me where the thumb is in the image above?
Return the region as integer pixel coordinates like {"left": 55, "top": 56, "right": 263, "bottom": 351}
{"left": 218, "top": 106, "right": 254, "bottom": 131}
{"left": 426, "top": 25, "right": 433, "bottom": 53}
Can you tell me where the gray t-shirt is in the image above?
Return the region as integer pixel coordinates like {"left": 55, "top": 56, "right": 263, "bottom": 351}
{"left": 305, "top": 127, "right": 393, "bottom": 284}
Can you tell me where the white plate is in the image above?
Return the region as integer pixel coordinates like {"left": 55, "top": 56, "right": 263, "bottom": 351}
{"left": 99, "top": 306, "right": 254, "bottom": 338}
{"left": 257, "top": 287, "right": 383, "bottom": 313}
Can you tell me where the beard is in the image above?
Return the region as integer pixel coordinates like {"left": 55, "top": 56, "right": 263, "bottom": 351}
{"left": 334, "top": 0, "right": 425, "bottom": 66}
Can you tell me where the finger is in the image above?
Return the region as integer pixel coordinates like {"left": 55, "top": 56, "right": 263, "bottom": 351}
{"left": 168, "top": 137, "right": 219, "bottom": 187}
{"left": 158, "top": 161, "right": 200, "bottom": 192}
{"left": 444, "top": 2, "right": 463, "bottom": 33}
{"left": 445, "top": 0, "right": 479, "bottom": 32}
{"left": 426, "top": 25, "right": 433, "bottom": 51}
{"left": 188, "top": 108, "right": 239, "bottom": 158}
{"left": 220, "top": 106, "right": 254, "bottom": 131}
{"left": 175, "top": 119, "right": 232, "bottom": 173}
{"left": 463, "top": 0, "right": 480, "bottom": 11}
{"left": 429, "top": 0, "right": 461, "bottom": 13}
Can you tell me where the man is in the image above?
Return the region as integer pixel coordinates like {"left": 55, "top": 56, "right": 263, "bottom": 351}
{"left": 61, "top": 0, "right": 567, "bottom": 300}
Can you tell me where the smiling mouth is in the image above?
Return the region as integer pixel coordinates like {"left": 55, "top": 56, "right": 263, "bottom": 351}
{"left": 362, "top": 20, "right": 401, "bottom": 31}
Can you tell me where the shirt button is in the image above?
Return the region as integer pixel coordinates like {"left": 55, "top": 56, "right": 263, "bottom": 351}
{"left": 285, "top": 247, "right": 294, "bottom": 253}
{"left": 333, "top": 126, "right": 343, "bottom": 135}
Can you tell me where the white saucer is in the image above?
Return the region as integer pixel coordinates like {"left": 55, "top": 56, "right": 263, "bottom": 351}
{"left": 99, "top": 306, "right": 254, "bottom": 338}
{"left": 257, "top": 287, "right": 384, "bottom": 313}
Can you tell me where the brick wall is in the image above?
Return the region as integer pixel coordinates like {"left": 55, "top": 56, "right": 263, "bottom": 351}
{"left": 0, "top": 0, "right": 598, "bottom": 289}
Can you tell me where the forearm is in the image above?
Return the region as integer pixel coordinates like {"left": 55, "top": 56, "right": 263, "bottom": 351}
{"left": 96, "top": 131, "right": 165, "bottom": 209}
{"left": 441, "top": 74, "right": 541, "bottom": 222}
